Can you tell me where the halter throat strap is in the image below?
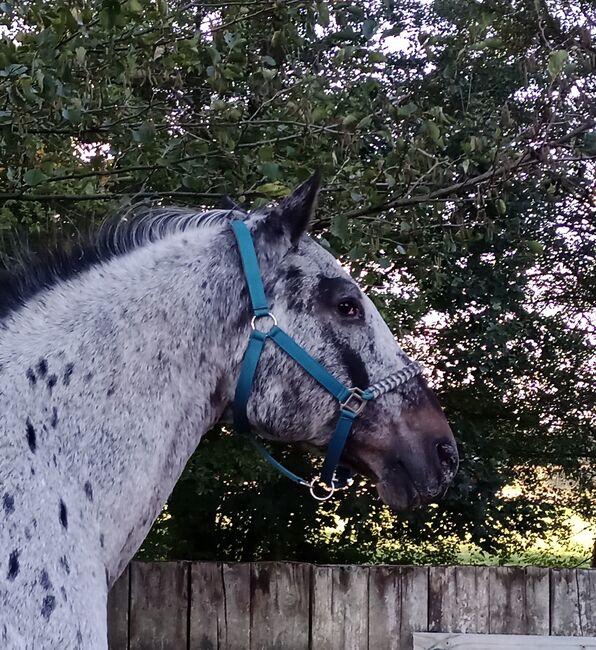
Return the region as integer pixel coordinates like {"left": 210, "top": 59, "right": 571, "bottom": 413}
{"left": 230, "top": 219, "right": 421, "bottom": 501}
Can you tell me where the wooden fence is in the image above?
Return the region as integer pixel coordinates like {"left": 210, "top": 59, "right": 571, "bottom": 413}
{"left": 107, "top": 562, "right": 596, "bottom": 650}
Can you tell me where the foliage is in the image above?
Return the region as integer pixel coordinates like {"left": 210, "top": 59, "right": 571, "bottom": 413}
{"left": 1, "top": 0, "right": 595, "bottom": 564}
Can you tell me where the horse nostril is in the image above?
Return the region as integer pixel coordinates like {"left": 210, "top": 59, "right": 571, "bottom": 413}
{"left": 436, "top": 441, "right": 458, "bottom": 476}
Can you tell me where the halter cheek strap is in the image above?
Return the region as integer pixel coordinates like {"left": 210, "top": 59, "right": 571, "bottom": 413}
{"left": 231, "top": 219, "right": 422, "bottom": 501}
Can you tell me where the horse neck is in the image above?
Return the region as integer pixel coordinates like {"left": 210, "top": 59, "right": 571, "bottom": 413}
{"left": 0, "top": 226, "right": 248, "bottom": 583}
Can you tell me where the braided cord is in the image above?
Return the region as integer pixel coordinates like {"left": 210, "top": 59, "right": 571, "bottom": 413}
{"left": 366, "top": 361, "right": 423, "bottom": 399}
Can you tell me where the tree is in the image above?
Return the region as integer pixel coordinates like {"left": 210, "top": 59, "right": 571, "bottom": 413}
{"left": 1, "top": 0, "right": 594, "bottom": 564}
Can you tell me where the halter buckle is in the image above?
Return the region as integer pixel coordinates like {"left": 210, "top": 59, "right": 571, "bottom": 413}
{"left": 251, "top": 312, "right": 278, "bottom": 333}
{"left": 340, "top": 387, "right": 368, "bottom": 415}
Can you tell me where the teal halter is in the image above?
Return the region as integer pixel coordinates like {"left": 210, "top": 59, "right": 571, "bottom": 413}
{"left": 231, "top": 219, "right": 422, "bottom": 501}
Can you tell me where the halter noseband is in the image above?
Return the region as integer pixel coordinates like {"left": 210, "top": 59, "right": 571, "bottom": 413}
{"left": 231, "top": 220, "right": 422, "bottom": 501}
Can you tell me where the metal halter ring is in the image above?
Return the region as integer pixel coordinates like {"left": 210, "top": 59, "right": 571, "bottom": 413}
{"left": 309, "top": 477, "right": 336, "bottom": 501}
{"left": 251, "top": 312, "right": 278, "bottom": 333}
{"left": 340, "top": 387, "right": 368, "bottom": 416}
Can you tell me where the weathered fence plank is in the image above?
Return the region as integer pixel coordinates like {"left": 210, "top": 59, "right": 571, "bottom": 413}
{"left": 129, "top": 561, "right": 188, "bottom": 650}
{"left": 109, "top": 562, "right": 596, "bottom": 649}
{"left": 311, "top": 565, "right": 369, "bottom": 650}
{"left": 190, "top": 561, "right": 224, "bottom": 650}
{"left": 189, "top": 562, "right": 251, "bottom": 650}
{"left": 551, "top": 569, "right": 596, "bottom": 637}
{"left": 429, "top": 566, "right": 490, "bottom": 633}
{"left": 488, "top": 566, "right": 550, "bottom": 635}
{"left": 368, "top": 565, "right": 428, "bottom": 650}
{"left": 107, "top": 566, "right": 129, "bottom": 650}
{"left": 250, "top": 562, "right": 310, "bottom": 650}
{"left": 414, "top": 632, "right": 596, "bottom": 649}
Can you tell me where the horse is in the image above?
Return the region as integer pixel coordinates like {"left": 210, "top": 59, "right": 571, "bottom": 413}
{"left": 0, "top": 174, "right": 458, "bottom": 648}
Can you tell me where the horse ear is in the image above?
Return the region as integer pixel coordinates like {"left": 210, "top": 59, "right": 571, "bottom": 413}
{"left": 278, "top": 172, "right": 321, "bottom": 243}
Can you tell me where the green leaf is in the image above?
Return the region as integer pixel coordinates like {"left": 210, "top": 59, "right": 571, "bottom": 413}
{"left": 157, "top": 0, "right": 168, "bottom": 17}
{"left": 0, "top": 63, "right": 27, "bottom": 77}
{"left": 259, "top": 161, "right": 281, "bottom": 180}
{"left": 548, "top": 50, "right": 568, "bottom": 79}
{"left": 496, "top": 198, "right": 507, "bottom": 215}
{"left": 127, "top": 0, "right": 143, "bottom": 13}
{"left": 256, "top": 182, "right": 289, "bottom": 199}
{"left": 330, "top": 214, "right": 349, "bottom": 242}
{"left": 526, "top": 240, "right": 544, "bottom": 255}
{"left": 470, "top": 37, "right": 503, "bottom": 50}
{"left": 582, "top": 130, "right": 596, "bottom": 155}
{"left": 317, "top": 2, "right": 329, "bottom": 28}
{"left": 362, "top": 18, "right": 377, "bottom": 40}
{"left": 368, "top": 51, "right": 386, "bottom": 64}
{"left": 61, "top": 106, "right": 82, "bottom": 124}
{"left": 134, "top": 121, "right": 156, "bottom": 143}
{"left": 0, "top": 206, "right": 15, "bottom": 229}
{"left": 262, "top": 68, "right": 277, "bottom": 81}
{"left": 425, "top": 120, "right": 441, "bottom": 143}
{"left": 75, "top": 47, "right": 86, "bottom": 64}
{"left": 23, "top": 169, "right": 48, "bottom": 186}
{"left": 342, "top": 114, "right": 359, "bottom": 129}
{"left": 395, "top": 102, "right": 417, "bottom": 118}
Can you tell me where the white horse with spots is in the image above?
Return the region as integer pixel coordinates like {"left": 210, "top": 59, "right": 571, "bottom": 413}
{"left": 0, "top": 176, "right": 457, "bottom": 648}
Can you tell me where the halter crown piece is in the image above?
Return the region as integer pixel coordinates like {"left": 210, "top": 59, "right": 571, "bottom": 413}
{"left": 231, "top": 220, "right": 422, "bottom": 501}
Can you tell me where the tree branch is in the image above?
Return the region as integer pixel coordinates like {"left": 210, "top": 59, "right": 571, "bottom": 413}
{"left": 345, "top": 119, "right": 596, "bottom": 219}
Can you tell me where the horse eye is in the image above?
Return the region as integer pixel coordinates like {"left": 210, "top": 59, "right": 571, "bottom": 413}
{"left": 337, "top": 299, "right": 362, "bottom": 318}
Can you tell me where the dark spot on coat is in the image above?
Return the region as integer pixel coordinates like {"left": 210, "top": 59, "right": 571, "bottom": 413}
{"left": 106, "top": 385, "right": 115, "bottom": 397}
{"left": 37, "top": 359, "right": 48, "bottom": 377}
{"left": 285, "top": 265, "right": 306, "bottom": 311}
{"left": 322, "top": 324, "right": 370, "bottom": 389}
{"left": 41, "top": 595, "right": 56, "bottom": 620}
{"left": 26, "top": 418, "right": 36, "bottom": 453}
{"left": 59, "top": 499, "right": 68, "bottom": 529}
{"left": 254, "top": 208, "right": 285, "bottom": 246}
{"left": 47, "top": 374, "right": 57, "bottom": 392}
{"left": 50, "top": 407, "right": 58, "bottom": 428}
{"left": 339, "top": 344, "right": 369, "bottom": 390}
{"left": 63, "top": 363, "right": 74, "bottom": 386}
{"left": 24, "top": 527, "right": 32, "bottom": 540}
{"left": 26, "top": 368, "right": 37, "bottom": 385}
{"left": 84, "top": 482, "right": 93, "bottom": 502}
{"left": 84, "top": 372, "right": 93, "bottom": 383}
{"left": 7, "top": 549, "right": 19, "bottom": 580}
{"left": 59, "top": 555, "right": 70, "bottom": 574}
{"left": 76, "top": 629, "right": 83, "bottom": 644}
{"left": 2, "top": 493, "right": 14, "bottom": 515}
{"left": 99, "top": 533, "right": 104, "bottom": 548}
{"left": 40, "top": 569, "right": 52, "bottom": 591}
{"left": 61, "top": 586, "right": 67, "bottom": 602}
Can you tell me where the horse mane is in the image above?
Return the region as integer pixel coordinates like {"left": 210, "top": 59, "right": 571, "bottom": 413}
{"left": 0, "top": 205, "right": 246, "bottom": 321}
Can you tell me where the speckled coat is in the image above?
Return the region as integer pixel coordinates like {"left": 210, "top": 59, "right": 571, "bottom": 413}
{"left": 0, "top": 176, "right": 457, "bottom": 648}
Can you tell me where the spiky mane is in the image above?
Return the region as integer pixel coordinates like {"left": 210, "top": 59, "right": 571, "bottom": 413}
{"left": 0, "top": 205, "right": 246, "bottom": 321}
